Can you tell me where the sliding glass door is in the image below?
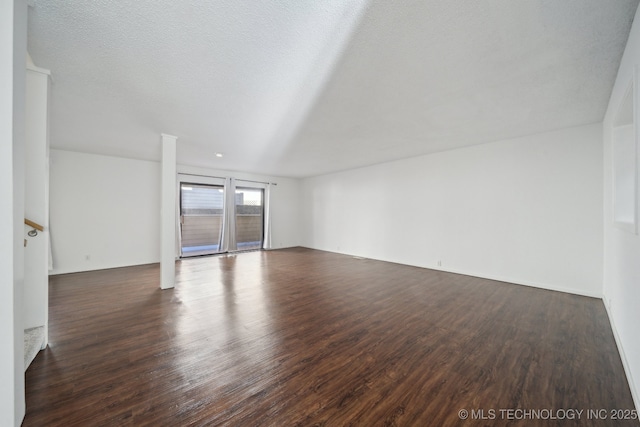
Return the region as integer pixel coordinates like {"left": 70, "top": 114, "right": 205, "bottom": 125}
{"left": 180, "top": 183, "right": 224, "bottom": 257}
{"left": 179, "top": 180, "right": 266, "bottom": 257}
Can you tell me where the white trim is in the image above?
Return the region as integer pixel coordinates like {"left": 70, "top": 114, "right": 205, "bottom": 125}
{"left": 26, "top": 65, "right": 50, "bottom": 76}
{"left": 175, "top": 179, "right": 181, "bottom": 259}
{"left": 178, "top": 173, "right": 225, "bottom": 187}
{"left": 48, "top": 261, "right": 159, "bottom": 276}
{"left": 304, "top": 247, "right": 603, "bottom": 299}
{"left": 431, "top": 266, "right": 603, "bottom": 299}
{"left": 236, "top": 180, "right": 267, "bottom": 189}
{"left": 604, "top": 302, "right": 640, "bottom": 412}
{"left": 612, "top": 68, "right": 639, "bottom": 234}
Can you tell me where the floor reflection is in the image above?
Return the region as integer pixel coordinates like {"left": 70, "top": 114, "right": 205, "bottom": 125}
{"left": 174, "top": 252, "right": 277, "bottom": 387}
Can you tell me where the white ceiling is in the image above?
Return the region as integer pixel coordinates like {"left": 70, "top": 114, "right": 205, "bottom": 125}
{"left": 28, "top": 0, "right": 638, "bottom": 178}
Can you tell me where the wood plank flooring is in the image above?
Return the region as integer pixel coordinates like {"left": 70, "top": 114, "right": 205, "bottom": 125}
{"left": 24, "top": 248, "right": 638, "bottom": 426}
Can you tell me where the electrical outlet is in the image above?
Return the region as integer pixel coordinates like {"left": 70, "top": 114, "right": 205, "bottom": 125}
{"left": 437, "top": 260, "right": 442, "bottom": 267}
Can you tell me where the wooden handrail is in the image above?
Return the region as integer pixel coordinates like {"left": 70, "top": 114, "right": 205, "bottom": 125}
{"left": 24, "top": 218, "right": 44, "bottom": 232}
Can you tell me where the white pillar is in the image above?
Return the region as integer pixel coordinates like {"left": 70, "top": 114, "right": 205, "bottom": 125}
{"left": 1, "top": 0, "right": 27, "bottom": 424}
{"left": 160, "top": 134, "right": 177, "bottom": 290}
{"left": 24, "top": 65, "right": 50, "bottom": 341}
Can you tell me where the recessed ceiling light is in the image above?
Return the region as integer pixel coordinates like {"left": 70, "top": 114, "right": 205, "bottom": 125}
{"left": 215, "top": 152, "right": 223, "bottom": 158}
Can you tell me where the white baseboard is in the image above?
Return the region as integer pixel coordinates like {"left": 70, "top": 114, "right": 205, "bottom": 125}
{"left": 604, "top": 302, "right": 639, "bottom": 412}
{"left": 432, "top": 266, "right": 603, "bottom": 299}
{"left": 303, "top": 247, "right": 602, "bottom": 299}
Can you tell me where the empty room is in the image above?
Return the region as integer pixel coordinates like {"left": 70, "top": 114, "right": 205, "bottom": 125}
{"left": 3, "top": 0, "right": 640, "bottom": 425}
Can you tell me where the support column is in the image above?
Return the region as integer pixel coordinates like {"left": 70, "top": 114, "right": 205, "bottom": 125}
{"left": 24, "top": 65, "right": 51, "bottom": 354}
{"left": 1, "top": 1, "right": 27, "bottom": 424}
{"left": 160, "top": 134, "right": 177, "bottom": 290}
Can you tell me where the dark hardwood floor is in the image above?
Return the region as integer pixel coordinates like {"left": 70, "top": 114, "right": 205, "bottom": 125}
{"left": 24, "top": 248, "right": 637, "bottom": 426}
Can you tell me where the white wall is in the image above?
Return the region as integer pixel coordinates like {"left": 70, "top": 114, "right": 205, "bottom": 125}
{"left": 49, "top": 150, "right": 162, "bottom": 274}
{"left": 1, "top": 0, "right": 27, "bottom": 424}
{"left": 49, "top": 150, "right": 301, "bottom": 274}
{"left": 302, "top": 123, "right": 603, "bottom": 297}
{"left": 603, "top": 4, "right": 640, "bottom": 410}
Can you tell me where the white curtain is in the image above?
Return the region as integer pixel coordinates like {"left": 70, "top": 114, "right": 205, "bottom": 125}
{"left": 262, "top": 183, "right": 272, "bottom": 250}
{"left": 220, "top": 177, "right": 237, "bottom": 252}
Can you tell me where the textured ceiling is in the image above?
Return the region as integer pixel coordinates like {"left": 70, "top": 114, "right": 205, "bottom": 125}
{"left": 28, "top": 0, "right": 638, "bottom": 178}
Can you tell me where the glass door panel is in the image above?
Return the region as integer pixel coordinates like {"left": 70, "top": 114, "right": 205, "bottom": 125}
{"left": 180, "top": 183, "right": 224, "bottom": 257}
{"left": 235, "top": 188, "right": 264, "bottom": 251}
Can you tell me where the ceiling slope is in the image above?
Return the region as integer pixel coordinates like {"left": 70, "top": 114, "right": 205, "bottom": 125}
{"left": 28, "top": 0, "right": 639, "bottom": 177}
